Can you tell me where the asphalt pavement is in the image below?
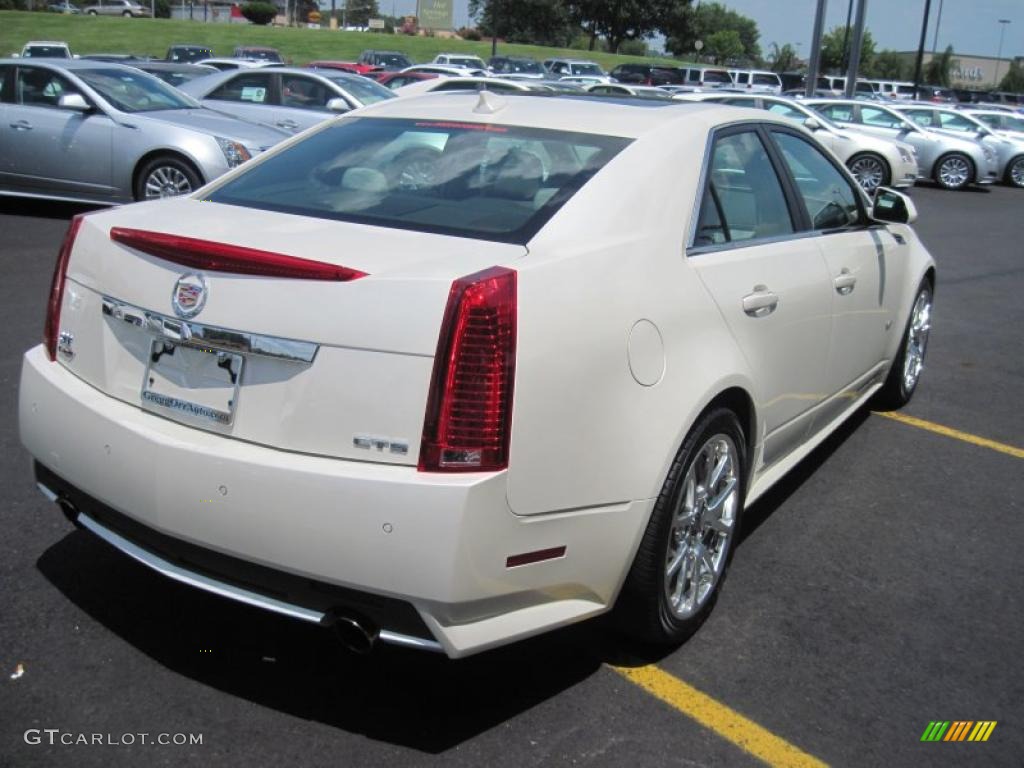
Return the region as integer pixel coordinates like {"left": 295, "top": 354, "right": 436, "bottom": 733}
{"left": 0, "top": 184, "right": 1021, "bottom": 768}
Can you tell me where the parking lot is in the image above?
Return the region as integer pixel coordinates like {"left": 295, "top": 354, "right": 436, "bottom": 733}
{"left": 0, "top": 183, "right": 1021, "bottom": 767}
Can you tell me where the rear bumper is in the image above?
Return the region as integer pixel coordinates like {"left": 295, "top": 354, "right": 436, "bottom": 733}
{"left": 19, "top": 346, "right": 650, "bottom": 657}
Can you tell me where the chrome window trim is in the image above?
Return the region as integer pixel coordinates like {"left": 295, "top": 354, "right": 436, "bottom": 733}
{"left": 102, "top": 296, "right": 319, "bottom": 363}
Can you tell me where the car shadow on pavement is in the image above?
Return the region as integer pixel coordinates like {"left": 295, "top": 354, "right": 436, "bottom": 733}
{"left": 35, "top": 406, "right": 871, "bottom": 751}
{"left": 0, "top": 198, "right": 104, "bottom": 221}
{"left": 36, "top": 529, "right": 605, "bottom": 753}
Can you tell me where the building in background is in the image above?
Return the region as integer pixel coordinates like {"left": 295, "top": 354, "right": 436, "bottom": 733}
{"left": 897, "top": 51, "right": 1024, "bottom": 89}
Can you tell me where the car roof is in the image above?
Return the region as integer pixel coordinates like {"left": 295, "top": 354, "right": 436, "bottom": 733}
{"left": 0, "top": 57, "right": 139, "bottom": 70}
{"left": 350, "top": 90, "right": 781, "bottom": 139}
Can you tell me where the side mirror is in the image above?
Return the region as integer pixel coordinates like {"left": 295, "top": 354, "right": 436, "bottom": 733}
{"left": 872, "top": 187, "right": 917, "bottom": 225}
{"left": 804, "top": 117, "right": 822, "bottom": 131}
{"left": 326, "top": 98, "right": 350, "bottom": 113}
{"left": 59, "top": 93, "right": 91, "bottom": 112}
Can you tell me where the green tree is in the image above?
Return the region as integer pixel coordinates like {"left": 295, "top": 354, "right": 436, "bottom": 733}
{"left": 819, "top": 25, "right": 875, "bottom": 73}
{"left": 664, "top": 2, "right": 760, "bottom": 63}
{"left": 469, "top": 0, "right": 575, "bottom": 48}
{"left": 706, "top": 29, "right": 743, "bottom": 64}
{"left": 567, "top": 0, "right": 685, "bottom": 54}
{"left": 924, "top": 45, "right": 954, "bottom": 87}
{"left": 768, "top": 42, "right": 800, "bottom": 73}
{"left": 999, "top": 60, "right": 1024, "bottom": 93}
{"left": 345, "top": 0, "right": 379, "bottom": 27}
{"left": 241, "top": 1, "right": 276, "bottom": 24}
{"left": 868, "top": 49, "right": 907, "bottom": 80}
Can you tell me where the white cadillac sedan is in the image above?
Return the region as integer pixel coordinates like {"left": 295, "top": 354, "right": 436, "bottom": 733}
{"left": 20, "top": 92, "right": 935, "bottom": 658}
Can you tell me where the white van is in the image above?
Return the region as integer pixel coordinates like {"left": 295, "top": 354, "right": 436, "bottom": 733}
{"left": 728, "top": 69, "right": 782, "bottom": 94}
{"left": 681, "top": 66, "right": 733, "bottom": 89}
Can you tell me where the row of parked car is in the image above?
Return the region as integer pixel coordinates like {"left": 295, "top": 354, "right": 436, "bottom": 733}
{"left": 1, "top": 45, "right": 1022, "bottom": 208}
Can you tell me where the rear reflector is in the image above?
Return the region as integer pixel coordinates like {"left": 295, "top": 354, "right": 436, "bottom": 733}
{"left": 45, "top": 215, "right": 84, "bottom": 362}
{"left": 109, "top": 228, "right": 367, "bottom": 282}
{"left": 419, "top": 266, "right": 516, "bottom": 472}
{"left": 506, "top": 547, "right": 566, "bottom": 568}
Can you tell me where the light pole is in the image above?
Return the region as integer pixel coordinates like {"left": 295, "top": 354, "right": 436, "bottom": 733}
{"left": 994, "top": 19, "right": 1011, "bottom": 88}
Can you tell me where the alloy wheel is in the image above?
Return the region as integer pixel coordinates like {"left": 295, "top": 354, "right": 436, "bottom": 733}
{"left": 1010, "top": 157, "right": 1024, "bottom": 188}
{"left": 144, "top": 166, "right": 194, "bottom": 199}
{"left": 850, "top": 155, "right": 885, "bottom": 192}
{"left": 938, "top": 156, "right": 970, "bottom": 189}
{"left": 902, "top": 289, "right": 932, "bottom": 395}
{"left": 664, "top": 434, "right": 739, "bottom": 620}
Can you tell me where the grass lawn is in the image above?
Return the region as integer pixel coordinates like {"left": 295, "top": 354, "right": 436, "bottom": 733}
{"left": 1, "top": 11, "right": 691, "bottom": 69}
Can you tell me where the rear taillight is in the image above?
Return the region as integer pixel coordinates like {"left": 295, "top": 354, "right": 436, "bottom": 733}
{"left": 44, "top": 215, "right": 84, "bottom": 362}
{"left": 419, "top": 267, "right": 516, "bottom": 472}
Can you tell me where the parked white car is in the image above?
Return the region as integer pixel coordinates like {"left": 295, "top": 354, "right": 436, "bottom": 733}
{"left": 728, "top": 69, "right": 782, "bottom": 94}
{"left": 21, "top": 94, "right": 935, "bottom": 658}
{"left": 392, "top": 76, "right": 534, "bottom": 97}
{"left": 400, "top": 63, "right": 489, "bottom": 78}
{"left": 682, "top": 93, "right": 919, "bottom": 192}
{"left": 431, "top": 53, "right": 487, "bottom": 70}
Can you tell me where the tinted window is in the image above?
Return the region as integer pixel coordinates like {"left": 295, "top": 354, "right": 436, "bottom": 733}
{"left": 860, "top": 106, "right": 904, "bottom": 128}
{"left": 702, "top": 70, "right": 731, "bottom": 84}
{"left": 209, "top": 72, "right": 273, "bottom": 104}
{"left": 753, "top": 74, "right": 779, "bottom": 86}
{"left": 281, "top": 75, "right": 333, "bottom": 110}
{"left": 695, "top": 131, "right": 794, "bottom": 245}
{"left": 16, "top": 67, "right": 83, "bottom": 108}
{"left": 938, "top": 112, "right": 979, "bottom": 133}
{"left": 208, "top": 118, "right": 631, "bottom": 245}
{"left": 22, "top": 46, "right": 70, "bottom": 58}
{"left": 771, "top": 131, "right": 861, "bottom": 230}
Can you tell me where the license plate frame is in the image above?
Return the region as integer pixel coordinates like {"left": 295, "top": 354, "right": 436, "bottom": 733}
{"left": 141, "top": 339, "right": 243, "bottom": 428}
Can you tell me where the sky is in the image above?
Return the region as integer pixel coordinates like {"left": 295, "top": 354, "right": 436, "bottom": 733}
{"left": 381, "top": 0, "right": 1022, "bottom": 60}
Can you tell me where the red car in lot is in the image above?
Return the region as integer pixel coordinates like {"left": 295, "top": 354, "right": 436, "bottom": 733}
{"left": 371, "top": 71, "right": 439, "bottom": 89}
{"left": 307, "top": 60, "right": 382, "bottom": 76}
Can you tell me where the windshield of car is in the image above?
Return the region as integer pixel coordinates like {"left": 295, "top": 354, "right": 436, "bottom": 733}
{"left": 379, "top": 54, "right": 412, "bottom": 68}
{"left": 208, "top": 117, "right": 631, "bottom": 244}
{"left": 506, "top": 59, "right": 544, "bottom": 74}
{"left": 323, "top": 74, "right": 396, "bottom": 105}
{"left": 76, "top": 68, "right": 199, "bottom": 112}
{"left": 241, "top": 49, "right": 281, "bottom": 62}
{"left": 449, "top": 57, "right": 484, "bottom": 68}
{"left": 571, "top": 63, "right": 604, "bottom": 76}
{"left": 23, "top": 46, "right": 70, "bottom": 58}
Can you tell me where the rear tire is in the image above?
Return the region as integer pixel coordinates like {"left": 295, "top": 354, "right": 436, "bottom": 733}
{"left": 873, "top": 280, "right": 933, "bottom": 410}
{"left": 134, "top": 155, "right": 202, "bottom": 201}
{"left": 933, "top": 153, "right": 973, "bottom": 191}
{"left": 614, "top": 408, "right": 746, "bottom": 645}
{"left": 86, "top": 8, "right": 97, "bottom": 13}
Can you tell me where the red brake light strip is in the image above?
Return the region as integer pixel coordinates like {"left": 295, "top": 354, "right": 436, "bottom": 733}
{"left": 110, "top": 228, "right": 367, "bottom": 282}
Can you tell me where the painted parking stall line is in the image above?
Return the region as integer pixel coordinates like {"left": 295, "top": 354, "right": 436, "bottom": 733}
{"left": 873, "top": 411, "right": 1024, "bottom": 459}
{"left": 612, "top": 665, "right": 828, "bottom": 768}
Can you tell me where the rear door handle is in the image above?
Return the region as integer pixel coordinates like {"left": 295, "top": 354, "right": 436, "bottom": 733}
{"left": 742, "top": 286, "right": 779, "bottom": 318}
{"left": 834, "top": 269, "right": 857, "bottom": 295}
{"left": 10, "top": 120, "right": 32, "bottom": 131}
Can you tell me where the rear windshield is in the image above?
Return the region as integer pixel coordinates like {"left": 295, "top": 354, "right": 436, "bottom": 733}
{"left": 207, "top": 117, "right": 631, "bottom": 244}
{"left": 23, "top": 46, "right": 70, "bottom": 58}
{"left": 752, "top": 73, "right": 779, "bottom": 85}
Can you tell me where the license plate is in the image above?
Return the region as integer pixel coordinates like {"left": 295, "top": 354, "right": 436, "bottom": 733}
{"left": 141, "top": 339, "right": 243, "bottom": 427}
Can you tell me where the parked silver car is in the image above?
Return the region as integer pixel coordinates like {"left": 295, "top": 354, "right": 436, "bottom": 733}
{"left": 898, "top": 106, "right": 1024, "bottom": 188}
{"left": 0, "top": 59, "right": 287, "bottom": 204}
{"left": 180, "top": 67, "right": 396, "bottom": 134}
{"left": 680, "top": 93, "right": 919, "bottom": 193}
{"left": 807, "top": 99, "right": 1002, "bottom": 191}
{"left": 82, "top": 0, "right": 149, "bottom": 15}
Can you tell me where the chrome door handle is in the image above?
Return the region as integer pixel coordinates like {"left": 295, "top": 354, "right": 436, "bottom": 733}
{"left": 834, "top": 269, "right": 857, "bottom": 295}
{"left": 742, "top": 286, "right": 779, "bottom": 318}
{"left": 10, "top": 120, "right": 32, "bottom": 131}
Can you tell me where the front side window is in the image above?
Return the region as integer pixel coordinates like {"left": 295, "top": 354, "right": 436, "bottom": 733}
{"left": 209, "top": 73, "right": 273, "bottom": 104}
{"left": 16, "top": 67, "right": 83, "bottom": 109}
{"left": 694, "top": 130, "right": 794, "bottom": 246}
{"left": 771, "top": 131, "right": 862, "bottom": 230}
{"left": 902, "top": 109, "right": 934, "bottom": 128}
{"left": 281, "top": 75, "right": 332, "bottom": 110}
{"left": 208, "top": 118, "right": 630, "bottom": 245}
{"left": 974, "top": 113, "right": 1000, "bottom": 129}
{"left": 860, "top": 106, "right": 903, "bottom": 128}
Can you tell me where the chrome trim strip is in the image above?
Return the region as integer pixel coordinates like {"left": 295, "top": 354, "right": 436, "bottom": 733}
{"left": 36, "top": 482, "right": 59, "bottom": 503}
{"left": 76, "top": 512, "right": 327, "bottom": 624}
{"left": 102, "top": 297, "right": 318, "bottom": 364}
{"left": 378, "top": 630, "right": 444, "bottom": 653}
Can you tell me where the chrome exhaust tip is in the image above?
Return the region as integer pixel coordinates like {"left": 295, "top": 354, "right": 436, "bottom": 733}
{"left": 325, "top": 610, "right": 379, "bottom": 654}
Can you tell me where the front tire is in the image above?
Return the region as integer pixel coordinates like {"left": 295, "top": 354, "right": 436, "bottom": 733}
{"left": 134, "top": 155, "right": 202, "bottom": 200}
{"left": 848, "top": 152, "right": 889, "bottom": 193}
{"left": 1005, "top": 155, "right": 1024, "bottom": 188}
{"left": 614, "top": 408, "right": 746, "bottom": 645}
{"left": 873, "top": 281, "right": 933, "bottom": 410}
{"left": 934, "top": 153, "right": 973, "bottom": 191}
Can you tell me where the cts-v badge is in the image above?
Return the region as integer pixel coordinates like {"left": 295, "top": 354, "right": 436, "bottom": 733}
{"left": 172, "top": 273, "right": 208, "bottom": 319}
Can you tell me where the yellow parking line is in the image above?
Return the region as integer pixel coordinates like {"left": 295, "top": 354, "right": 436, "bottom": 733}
{"left": 612, "top": 665, "right": 828, "bottom": 768}
{"left": 873, "top": 411, "right": 1024, "bottom": 460}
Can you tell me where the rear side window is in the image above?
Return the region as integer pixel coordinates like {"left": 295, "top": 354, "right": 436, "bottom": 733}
{"left": 771, "top": 131, "right": 862, "bottom": 230}
{"left": 210, "top": 73, "right": 273, "bottom": 104}
{"left": 937, "top": 112, "right": 978, "bottom": 132}
{"left": 818, "top": 104, "right": 854, "bottom": 122}
{"left": 860, "top": 106, "right": 903, "bottom": 128}
{"left": 695, "top": 130, "right": 794, "bottom": 246}
{"left": 208, "top": 117, "right": 631, "bottom": 245}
